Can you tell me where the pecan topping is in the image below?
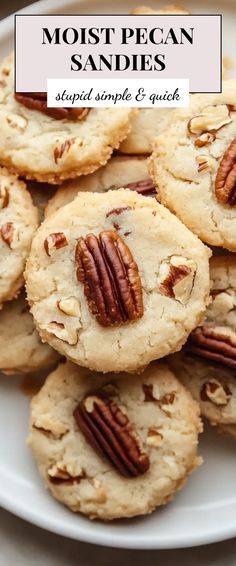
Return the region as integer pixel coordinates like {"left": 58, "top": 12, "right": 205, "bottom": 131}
{"left": 15, "top": 92, "right": 89, "bottom": 121}
{"left": 57, "top": 297, "right": 80, "bottom": 316}
{"left": 1, "top": 222, "right": 14, "bottom": 247}
{"left": 146, "top": 428, "right": 163, "bottom": 447}
{"left": 188, "top": 105, "right": 232, "bottom": 135}
{"left": 75, "top": 230, "right": 143, "bottom": 327}
{"left": 200, "top": 380, "right": 231, "bottom": 406}
{"left": 196, "top": 155, "right": 213, "bottom": 173}
{"left": 189, "top": 326, "right": 236, "bottom": 369}
{"left": 74, "top": 393, "right": 150, "bottom": 478}
{"left": 215, "top": 137, "right": 236, "bottom": 205}
{"left": 158, "top": 256, "right": 196, "bottom": 304}
{"left": 44, "top": 232, "right": 68, "bottom": 256}
{"left": 54, "top": 139, "right": 76, "bottom": 164}
{"left": 0, "top": 186, "right": 9, "bottom": 208}
{"left": 195, "top": 132, "right": 216, "bottom": 147}
{"left": 106, "top": 206, "right": 132, "bottom": 218}
{"left": 124, "top": 178, "right": 157, "bottom": 197}
{"left": 48, "top": 465, "right": 85, "bottom": 484}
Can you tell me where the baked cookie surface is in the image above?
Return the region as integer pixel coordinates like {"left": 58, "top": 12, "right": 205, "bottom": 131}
{"left": 149, "top": 81, "right": 236, "bottom": 250}
{"left": 0, "top": 166, "right": 38, "bottom": 305}
{"left": 28, "top": 361, "right": 202, "bottom": 520}
{"left": 26, "top": 189, "right": 210, "bottom": 373}
{"left": 0, "top": 53, "right": 134, "bottom": 183}
{"left": 45, "top": 155, "right": 156, "bottom": 218}
{"left": 0, "top": 292, "right": 59, "bottom": 374}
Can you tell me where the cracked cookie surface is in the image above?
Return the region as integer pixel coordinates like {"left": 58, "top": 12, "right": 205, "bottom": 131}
{"left": 25, "top": 189, "right": 210, "bottom": 373}
{"left": 0, "top": 53, "right": 134, "bottom": 183}
{"left": 149, "top": 80, "right": 236, "bottom": 250}
{"left": 0, "top": 166, "right": 38, "bottom": 305}
{"left": 28, "top": 361, "right": 202, "bottom": 520}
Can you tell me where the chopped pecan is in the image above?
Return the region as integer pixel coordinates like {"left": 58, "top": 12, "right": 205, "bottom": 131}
{"left": 74, "top": 393, "right": 150, "bottom": 478}
{"left": 200, "top": 380, "right": 231, "bottom": 406}
{"left": 146, "top": 428, "right": 163, "bottom": 447}
{"left": 215, "top": 137, "right": 236, "bottom": 205}
{"left": 106, "top": 206, "right": 132, "bottom": 218}
{"left": 15, "top": 92, "right": 89, "bottom": 121}
{"left": 0, "top": 186, "right": 9, "bottom": 208}
{"left": 1, "top": 222, "right": 14, "bottom": 247}
{"left": 196, "top": 155, "right": 213, "bottom": 173}
{"left": 158, "top": 256, "right": 196, "bottom": 304}
{"left": 48, "top": 465, "right": 85, "bottom": 484}
{"left": 54, "top": 139, "right": 76, "bottom": 164}
{"left": 124, "top": 178, "right": 157, "bottom": 197}
{"left": 75, "top": 230, "right": 143, "bottom": 327}
{"left": 48, "top": 321, "right": 78, "bottom": 345}
{"left": 188, "top": 105, "right": 232, "bottom": 135}
{"left": 57, "top": 297, "right": 80, "bottom": 316}
{"left": 189, "top": 326, "right": 236, "bottom": 369}
{"left": 44, "top": 232, "right": 68, "bottom": 256}
{"left": 195, "top": 132, "right": 216, "bottom": 147}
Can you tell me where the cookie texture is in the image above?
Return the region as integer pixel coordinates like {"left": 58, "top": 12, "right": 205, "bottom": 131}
{"left": 0, "top": 166, "right": 38, "bottom": 305}
{"left": 28, "top": 361, "right": 202, "bottom": 520}
{"left": 0, "top": 53, "right": 135, "bottom": 183}
{"left": 131, "top": 4, "right": 190, "bottom": 14}
{"left": 25, "top": 189, "right": 210, "bottom": 373}
{"left": 0, "top": 292, "right": 59, "bottom": 374}
{"left": 169, "top": 255, "right": 236, "bottom": 436}
{"left": 149, "top": 81, "right": 236, "bottom": 250}
{"left": 45, "top": 155, "right": 155, "bottom": 218}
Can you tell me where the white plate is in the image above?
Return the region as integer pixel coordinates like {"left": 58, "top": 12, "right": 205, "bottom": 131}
{"left": 0, "top": 0, "right": 235, "bottom": 550}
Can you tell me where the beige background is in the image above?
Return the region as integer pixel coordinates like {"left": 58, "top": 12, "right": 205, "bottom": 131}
{"left": 0, "top": 1, "right": 235, "bottom": 564}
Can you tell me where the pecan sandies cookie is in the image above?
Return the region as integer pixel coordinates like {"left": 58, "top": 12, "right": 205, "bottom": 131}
{"left": 45, "top": 155, "right": 157, "bottom": 218}
{"left": 0, "top": 53, "right": 135, "bottom": 183}
{"left": 170, "top": 256, "right": 236, "bottom": 438}
{"left": 0, "top": 166, "right": 38, "bottom": 306}
{"left": 28, "top": 361, "right": 202, "bottom": 520}
{"left": 149, "top": 80, "right": 236, "bottom": 251}
{"left": 25, "top": 189, "right": 210, "bottom": 373}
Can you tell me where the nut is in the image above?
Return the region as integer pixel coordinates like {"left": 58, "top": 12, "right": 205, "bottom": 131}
{"left": 48, "top": 321, "right": 78, "bottom": 345}
{"left": 74, "top": 392, "right": 150, "bottom": 478}
{"left": 158, "top": 256, "right": 197, "bottom": 304}
{"left": 0, "top": 185, "right": 9, "bottom": 209}
{"left": 15, "top": 92, "right": 89, "bottom": 121}
{"left": 215, "top": 137, "right": 236, "bottom": 205}
{"left": 6, "top": 112, "right": 27, "bottom": 132}
{"left": 48, "top": 464, "right": 85, "bottom": 484}
{"left": 146, "top": 428, "right": 163, "bottom": 447}
{"left": 54, "top": 138, "right": 76, "bottom": 164}
{"left": 57, "top": 297, "right": 80, "bottom": 316}
{"left": 189, "top": 325, "right": 236, "bottom": 369}
{"left": 1, "top": 222, "right": 15, "bottom": 248}
{"left": 200, "top": 380, "right": 231, "bottom": 406}
{"left": 75, "top": 230, "right": 144, "bottom": 327}
{"left": 106, "top": 206, "right": 132, "bottom": 218}
{"left": 188, "top": 104, "right": 232, "bottom": 135}
{"left": 194, "top": 132, "right": 216, "bottom": 147}
{"left": 44, "top": 232, "right": 68, "bottom": 256}
{"left": 124, "top": 178, "right": 157, "bottom": 197}
{"left": 196, "top": 155, "right": 214, "bottom": 173}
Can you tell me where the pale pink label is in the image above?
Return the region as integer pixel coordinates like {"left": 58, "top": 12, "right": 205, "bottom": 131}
{"left": 15, "top": 14, "right": 221, "bottom": 93}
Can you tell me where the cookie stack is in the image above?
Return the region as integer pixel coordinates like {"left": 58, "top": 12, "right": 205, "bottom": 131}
{"left": 0, "top": 4, "right": 235, "bottom": 523}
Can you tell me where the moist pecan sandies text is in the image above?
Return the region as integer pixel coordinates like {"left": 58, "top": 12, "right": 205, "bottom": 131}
{"left": 15, "top": 92, "right": 89, "bottom": 121}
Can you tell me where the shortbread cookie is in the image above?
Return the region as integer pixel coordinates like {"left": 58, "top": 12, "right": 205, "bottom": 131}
{"left": 0, "top": 53, "right": 135, "bottom": 183}
{"left": 170, "top": 255, "right": 236, "bottom": 436}
{"left": 0, "top": 166, "right": 38, "bottom": 305}
{"left": 25, "top": 189, "right": 210, "bottom": 373}
{"left": 28, "top": 361, "right": 202, "bottom": 520}
{"left": 149, "top": 80, "right": 236, "bottom": 251}
{"left": 0, "top": 292, "right": 59, "bottom": 374}
{"left": 45, "top": 156, "right": 157, "bottom": 218}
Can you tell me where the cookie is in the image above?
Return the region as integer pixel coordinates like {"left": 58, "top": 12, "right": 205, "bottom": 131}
{"left": 28, "top": 361, "right": 202, "bottom": 521}
{"left": 25, "top": 188, "right": 210, "bottom": 373}
{"left": 0, "top": 166, "right": 38, "bottom": 305}
{"left": 45, "top": 155, "right": 156, "bottom": 218}
{"left": 169, "top": 255, "right": 236, "bottom": 436}
{"left": 0, "top": 292, "right": 59, "bottom": 374}
{"left": 131, "top": 4, "right": 190, "bottom": 14}
{"left": 149, "top": 80, "right": 236, "bottom": 251}
{"left": 0, "top": 53, "right": 135, "bottom": 183}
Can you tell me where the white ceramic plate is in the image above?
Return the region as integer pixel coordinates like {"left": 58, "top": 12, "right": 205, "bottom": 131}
{"left": 0, "top": 0, "right": 236, "bottom": 550}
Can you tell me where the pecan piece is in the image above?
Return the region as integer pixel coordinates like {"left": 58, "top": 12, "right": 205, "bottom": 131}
{"left": 200, "top": 380, "right": 231, "bottom": 406}
{"left": 15, "top": 92, "right": 89, "bottom": 121}
{"left": 75, "top": 230, "right": 143, "bottom": 327}
{"left": 0, "top": 186, "right": 9, "bottom": 208}
{"left": 74, "top": 393, "right": 150, "bottom": 478}
{"left": 189, "top": 326, "right": 236, "bottom": 369}
{"left": 188, "top": 104, "right": 232, "bottom": 135}
{"left": 1, "top": 222, "right": 14, "bottom": 247}
{"left": 215, "top": 137, "right": 236, "bottom": 205}
{"left": 124, "top": 178, "right": 157, "bottom": 197}
{"left": 44, "top": 232, "right": 68, "bottom": 256}
{"left": 158, "top": 256, "right": 196, "bottom": 304}
{"left": 54, "top": 139, "right": 75, "bottom": 164}
{"left": 195, "top": 133, "right": 215, "bottom": 148}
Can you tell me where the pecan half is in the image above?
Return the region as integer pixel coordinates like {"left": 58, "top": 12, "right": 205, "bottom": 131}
{"left": 74, "top": 393, "right": 150, "bottom": 478}
{"left": 158, "top": 256, "right": 196, "bottom": 304}
{"left": 44, "top": 232, "right": 68, "bottom": 256}
{"left": 189, "top": 326, "right": 236, "bottom": 369}
{"left": 124, "top": 178, "right": 157, "bottom": 197}
{"left": 15, "top": 92, "right": 89, "bottom": 121}
{"left": 0, "top": 186, "right": 9, "bottom": 208}
{"left": 215, "top": 137, "right": 236, "bottom": 205}
{"left": 75, "top": 230, "right": 143, "bottom": 327}
{"left": 200, "top": 380, "right": 231, "bottom": 406}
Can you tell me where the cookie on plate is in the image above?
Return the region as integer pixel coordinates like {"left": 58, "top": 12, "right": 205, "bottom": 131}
{"left": 28, "top": 361, "right": 202, "bottom": 520}
{"left": 25, "top": 188, "right": 210, "bottom": 373}
{"left": 45, "top": 155, "right": 157, "bottom": 218}
{"left": 170, "top": 255, "right": 236, "bottom": 437}
{"left": 149, "top": 80, "right": 236, "bottom": 251}
{"left": 0, "top": 166, "right": 38, "bottom": 305}
{"left": 0, "top": 292, "right": 59, "bottom": 374}
{"left": 0, "top": 53, "right": 135, "bottom": 183}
